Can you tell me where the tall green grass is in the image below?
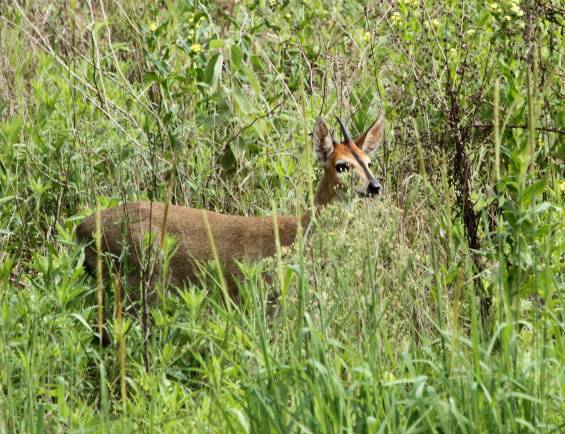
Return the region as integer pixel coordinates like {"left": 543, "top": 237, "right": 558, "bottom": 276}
{"left": 0, "top": 0, "right": 563, "bottom": 432}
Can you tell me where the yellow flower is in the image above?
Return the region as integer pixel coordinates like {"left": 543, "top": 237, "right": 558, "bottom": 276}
{"left": 364, "top": 31, "right": 371, "bottom": 42}
{"left": 466, "top": 28, "right": 476, "bottom": 36}
{"left": 149, "top": 22, "right": 157, "bottom": 32}
{"left": 488, "top": 2, "right": 500, "bottom": 12}
{"left": 511, "top": 5, "right": 524, "bottom": 16}
{"left": 191, "top": 43, "right": 202, "bottom": 53}
{"left": 390, "top": 12, "right": 402, "bottom": 25}
{"left": 136, "top": 374, "right": 150, "bottom": 392}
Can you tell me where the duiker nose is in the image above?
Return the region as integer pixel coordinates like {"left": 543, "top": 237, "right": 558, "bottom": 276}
{"left": 367, "top": 181, "right": 381, "bottom": 196}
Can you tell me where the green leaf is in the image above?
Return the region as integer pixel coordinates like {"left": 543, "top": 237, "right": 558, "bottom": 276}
{"left": 70, "top": 313, "right": 93, "bottom": 333}
{"left": 241, "top": 65, "right": 261, "bottom": 95}
{"left": 93, "top": 21, "right": 105, "bottom": 37}
{"left": 232, "top": 88, "right": 251, "bottom": 114}
{"left": 530, "top": 202, "right": 551, "bottom": 215}
{"left": 281, "top": 266, "right": 295, "bottom": 304}
{"left": 230, "top": 44, "right": 243, "bottom": 70}
{"left": 142, "top": 71, "right": 160, "bottom": 83}
{"left": 522, "top": 179, "right": 546, "bottom": 206}
{"left": 229, "top": 408, "right": 250, "bottom": 433}
{"left": 205, "top": 53, "right": 223, "bottom": 93}
{"left": 0, "top": 195, "right": 15, "bottom": 205}
{"left": 209, "top": 39, "right": 226, "bottom": 49}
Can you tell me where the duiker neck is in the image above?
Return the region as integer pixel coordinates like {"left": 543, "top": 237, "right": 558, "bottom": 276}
{"left": 314, "top": 170, "right": 339, "bottom": 207}
{"left": 292, "top": 170, "right": 338, "bottom": 231}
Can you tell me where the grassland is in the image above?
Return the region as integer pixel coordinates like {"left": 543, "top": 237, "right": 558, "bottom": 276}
{"left": 0, "top": 1, "right": 563, "bottom": 432}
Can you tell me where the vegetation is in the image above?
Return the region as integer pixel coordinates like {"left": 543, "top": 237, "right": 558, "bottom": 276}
{"left": 0, "top": 0, "right": 563, "bottom": 432}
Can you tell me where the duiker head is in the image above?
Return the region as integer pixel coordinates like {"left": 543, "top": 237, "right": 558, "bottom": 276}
{"left": 313, "top": 115, "right": 384, "bottom": 199}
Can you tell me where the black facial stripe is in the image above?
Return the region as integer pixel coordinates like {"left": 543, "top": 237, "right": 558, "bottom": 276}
{"left": 351, "top": 149, "right": 377, "bottom": 183}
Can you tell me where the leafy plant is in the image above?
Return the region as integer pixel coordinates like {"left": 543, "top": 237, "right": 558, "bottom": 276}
{"left": 0, "top": 0, "right": 562, "bottom": 432}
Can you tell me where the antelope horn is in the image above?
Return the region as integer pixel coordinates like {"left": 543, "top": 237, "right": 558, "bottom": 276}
{"left": 336, "top": 117, "right": 353, "bottom": 146}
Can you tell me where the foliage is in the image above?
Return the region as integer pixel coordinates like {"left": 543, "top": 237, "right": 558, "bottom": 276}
{"left": 0, "top": 0, "right": 563, "bottom": 432}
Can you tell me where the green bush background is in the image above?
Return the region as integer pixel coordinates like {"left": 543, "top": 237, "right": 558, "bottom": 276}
{"left": 0, "top": 1, "right": 562, "bottom": 432}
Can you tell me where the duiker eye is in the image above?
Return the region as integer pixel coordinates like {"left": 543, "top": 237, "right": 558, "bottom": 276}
{"left": 336, "top": 162, "right": 350, "bottom": 173}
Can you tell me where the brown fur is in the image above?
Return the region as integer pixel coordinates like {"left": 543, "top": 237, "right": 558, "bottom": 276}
{"left": 77, "top": 202, "right": 311, "bottom": 296}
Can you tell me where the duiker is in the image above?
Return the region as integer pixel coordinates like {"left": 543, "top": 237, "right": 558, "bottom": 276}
{"left": 77, "top": 116, "right": 384, "bottom": 302}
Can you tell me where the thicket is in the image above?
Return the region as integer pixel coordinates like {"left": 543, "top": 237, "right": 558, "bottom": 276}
{"left": 0, "top": 1, "right": 563, "bottom": 432}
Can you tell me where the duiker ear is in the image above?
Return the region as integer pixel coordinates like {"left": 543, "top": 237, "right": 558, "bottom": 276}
{"left": 313, "top": 118, "right": 334, "bottom": 163}
{"left": 354, "top": 114, "right": 385, "bottom": 154}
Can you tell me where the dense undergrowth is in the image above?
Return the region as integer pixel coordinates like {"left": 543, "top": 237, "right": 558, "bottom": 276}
{"left": 0, "top": 1, "right": 563, "bottom": 432}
